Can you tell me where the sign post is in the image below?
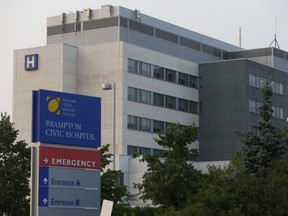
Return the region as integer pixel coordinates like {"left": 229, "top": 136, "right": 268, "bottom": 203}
{"left": 31, "top": 90, "right": 102, "bottom": 216}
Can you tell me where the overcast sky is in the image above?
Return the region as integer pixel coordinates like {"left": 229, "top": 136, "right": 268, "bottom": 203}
{"left": 1, "top": 0, "right": 288, "bottom": 116}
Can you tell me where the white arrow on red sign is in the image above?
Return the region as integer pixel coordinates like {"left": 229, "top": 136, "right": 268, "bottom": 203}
{"left": 43, "top": 158, "right": 48, "bottom": 164}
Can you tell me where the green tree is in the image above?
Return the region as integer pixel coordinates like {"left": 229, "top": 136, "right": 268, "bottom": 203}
{"left": 239, "top": 79, "right": 288, "bottom": 174}
{"left": 187, "top": 162, "right": 288, "bottom": 216}
{"left": 186, "top": 165, "right": 243, "bottom": 216}
{"left": 0, "top": 113, "right": 31, "bottom": 216}
{"left": 100, "top": 144, "right": 129, "bottom": 204}
{"left": 224, "top": 160, "right": 288, "bottom": 216}
{"left": 135, "top": 124, "right": 202, "bottom": 209}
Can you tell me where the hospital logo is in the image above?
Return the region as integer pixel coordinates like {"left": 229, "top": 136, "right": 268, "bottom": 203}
{"left": 46, "top": 96, "right": 61, "bottom": 115}
{"left": 25, "top": 54, "right": 38, "bottom": 71}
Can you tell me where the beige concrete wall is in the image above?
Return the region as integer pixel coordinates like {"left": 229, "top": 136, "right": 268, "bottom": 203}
{"left": 13, "top": 44, "right": 78, "bottom": 145}
{"left": 76, "top": 42, "right": 123, "bottom": 156}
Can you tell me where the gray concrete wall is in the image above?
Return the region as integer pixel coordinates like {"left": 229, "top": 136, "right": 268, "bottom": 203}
{"left": 199, "top": 59, "right": 288, "bottom": 161}
{"left": 199, "top": 60, "right": 249, "bottom": 161}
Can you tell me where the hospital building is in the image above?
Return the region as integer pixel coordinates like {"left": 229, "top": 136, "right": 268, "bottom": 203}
{"left": 13, "top": 5, "right": 288, "bottom": 204}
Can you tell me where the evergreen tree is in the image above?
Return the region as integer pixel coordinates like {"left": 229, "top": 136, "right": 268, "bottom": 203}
{"left": 135, "top": 124, "right": 201, "bottom": 209}
{"left": 239, "top": 79, "right": 288, "bottom": 174}
{"left": 0, "top": 113, "right": 31, "bottom": 216}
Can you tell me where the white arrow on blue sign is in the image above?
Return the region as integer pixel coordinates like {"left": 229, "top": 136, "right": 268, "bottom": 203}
{"left": 43, "top": 198, "right": 48, "bottom": 205}
{"left": 38, "top": 166, "right": 100, "bottom": 208}
{"left": 43, "top": 178, "right": 48, "bottom": 185}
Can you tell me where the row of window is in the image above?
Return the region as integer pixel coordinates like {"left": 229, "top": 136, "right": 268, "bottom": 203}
{"left": 128, "top": 115, "right": 181, "bottom": 133}
{"left": 127, "top": 116, "right": 198, "bottom": 159}
{"left": 128, "top": 59, "right": 198, "bottom": 88}
{"left": 249, "top": 100, "right": 284, "bottom": 119}
{"left": 249, "top": 74, "right": 284, "bottom": 95}
{"left": 127, "top": 145, "right": 198, "bottom": 161}
{"left": 127, "top": 145, "right": 165, "bottom": 156}
{"left": 128, "top": 87, "right": 199, "bottom": 114}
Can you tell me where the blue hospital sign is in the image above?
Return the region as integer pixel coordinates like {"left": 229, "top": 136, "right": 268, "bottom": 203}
{"left": 25, "top": 54, "right": 39, "bottom": 70}
{"left": 32, "top": 89, "right": 101, "bottom": 148}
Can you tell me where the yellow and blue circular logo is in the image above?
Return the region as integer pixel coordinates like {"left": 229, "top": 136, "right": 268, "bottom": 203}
{"left": 46, "top": 96, "right": 60, "bottom": 115}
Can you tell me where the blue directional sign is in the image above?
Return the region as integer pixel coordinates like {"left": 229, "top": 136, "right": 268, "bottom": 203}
{"left": 38, "top": 166, "right": 100, "bottom": 213}
{"left": 38, "top": 166, "right": 49, "bottom": 207}
{"left": 38, "top": 187, "right": 49, "bottom": 207}
{"left": 39, "top": 187, "right": 99, "bottom": 208}
{"left": 38, "top": 166, "right": 100, "bottom": 208}
{"left": 32, "top": 89, "right": 101, "bottom": 148}
{"left": 39, "top": 166, "right": 100, "bottom": 188}
{"left": 39, "top": 166, "right": 49, "bottom": 187}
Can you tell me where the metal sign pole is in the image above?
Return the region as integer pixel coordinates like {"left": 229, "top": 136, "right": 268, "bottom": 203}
{"left": 31, "top": 147, "right": 39, "bottom": 216}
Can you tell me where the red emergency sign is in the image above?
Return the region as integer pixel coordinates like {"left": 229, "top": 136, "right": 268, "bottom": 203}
{"left": 39, "top": 146, "right": 101, "bottom": 170}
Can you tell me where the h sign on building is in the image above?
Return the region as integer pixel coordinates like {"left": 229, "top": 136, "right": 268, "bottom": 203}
{"left": 25, "top": 54, "right": 39, "bottom": 70}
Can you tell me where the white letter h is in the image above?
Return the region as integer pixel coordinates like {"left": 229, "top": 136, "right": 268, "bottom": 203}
{"left": 26, "top": 56, "right": 35, "bottom": 68}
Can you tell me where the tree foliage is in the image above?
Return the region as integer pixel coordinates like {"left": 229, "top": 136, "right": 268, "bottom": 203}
{"left": 100, "top": 144, "right": 129, "bottom": 204}
{"left": 0, "top": 113, "right": 31, "bottom": 216}
{"left": 187, "top": 159, "right": 288, "bottom": 216}
{"left": 238, "top": 79, "right": 288, "bottom": 174}
{"left": 135, "top": 124, "right": 201, "bottom": 209}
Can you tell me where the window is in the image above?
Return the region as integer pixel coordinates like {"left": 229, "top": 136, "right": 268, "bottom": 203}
{"left": 165, "top": 122, "right": 176, "bottom": 131}
{"left": 189, "top": 101, "right": 198, "bottom": 114}
{"left": 128, "top": 59, "right": 151, "bottom": 77}
{"left": 166, "top": 96, "right": 176, "bottom": 109}
{"left": 127, "top": 115, "right": 190, "bottom": 137}
{"left": 128, "top": 145, "right": 151, "bottom": 155}
{"left": 154, "top": 66, "right": 165, "bottom": 80}
{"left": 178, "top": 72, "right": 189, "bottom": 86}
{"left": 128, "top": 87, "right": 138, "bottom": 102}
{"left": 271, "top": 81, "right": 284, "bottom": 95}
{"left": 128, "top": 59, "right": 138, "bottom": 74}
{"left": 139, "top": 89, "right": 151, "bottom": 104}
{"left": 154, "top": 93, "right": 165, "bottom": 107}
{"left": 139, "top": 62, "right": 151, "bottom": 77}
{"left": 139, "top": 117, "right": 151, "bottom": 132}
{"left": 178, "top": 98, "right": 189, "bottom": 112}
{"left": 249, "top": 100, "right": 260, "bottom": 113}
{"left": 128, "top": 87, "right": 151, "bottom": 104}
{"left": 249, "top": 74, "right": 258, "bottom": 88}
{"left": 153, "top": 120, "right": 165, "bottom": 133}
{"left": 189, "top": 75, "right": 198, "bottom": 88}
{"left": 272, "top": 106, "right": 284, "bottom": 119}
{"left": 128, "top": 87, "right": 198, "bottom": 114}
{"left": 249, "top": 74, "right": 284, "bottom": 95}
{"left": 117, "top": 172, "right": 124, "bottom": 186}
{"left": 128, "top": 59, "right": 199, "bottom": 90}
{"left": 128, "top": 145, "right": 138, "bottom": 155}
{"left": 165, "top": 69, "right": 176, "bottom": 83}
{"left": 128, "top": 115, "right": 138, "bottom": 130}
{"left": 249, "top": 74, "right": 264, "bottom": 88}
{"left": 139, "top": 147, "right": 151, "bottom": 155}
{"left": 153, "top": 149, "right": 165, "bottom": 156}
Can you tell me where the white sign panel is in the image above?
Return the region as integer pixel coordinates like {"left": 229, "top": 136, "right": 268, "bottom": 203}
{"left": 100, "top": 200, "right": 114, "bottom": 216}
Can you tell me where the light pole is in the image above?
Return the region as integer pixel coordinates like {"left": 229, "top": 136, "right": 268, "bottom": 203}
{"left": 102, "top": 83, "right": 116, "bottom": 170}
